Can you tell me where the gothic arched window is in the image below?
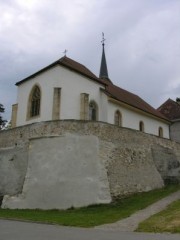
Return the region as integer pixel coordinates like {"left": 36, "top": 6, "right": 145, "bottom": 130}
{"left": 27, "top": 85, "right": 41, "bottom": 119}
{"left": 114, "top": 110, "right": 122, "bottom": 126}
{"left": 89, "top": 101, "right": 98, "bottom": 121}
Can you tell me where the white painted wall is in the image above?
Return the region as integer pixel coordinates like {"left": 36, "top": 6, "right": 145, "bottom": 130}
{"left": 16, "top": 65, "right": 170, "bottom": 138}
{"left": 107, "top": 102, "right": 169, "bottom": 138}
{"left": 2, "top": 135, "right": 111, "bottom": 209}
{"left": 16, "top": 65, "right": 106, "bottom": 126}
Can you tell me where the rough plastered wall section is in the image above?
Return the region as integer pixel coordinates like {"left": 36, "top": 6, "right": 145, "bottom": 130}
{"left": 2, "top": 135, "right": 111, "bottom": 209}
{"left": 0, "top": 146, "right": 28, "bottom": 196}
{"left": 0, "top": 120, "right": 180, "bottom": 209}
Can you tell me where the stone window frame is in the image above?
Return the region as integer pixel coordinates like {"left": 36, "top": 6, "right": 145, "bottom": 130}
{"left": 27, "top": 84, "right": 41, "bottom": 120}
{"left": 158, "top": 127, "right": 163, "bottom": 137}
{"left": 52, "top": 88, "right": 61, "bottom": 120}
{"left": 139, "top": 121, "right": 145, "bottom": 132}
{"left": 89, "top": 100, "right": 98, "bottom": 121}
{"left": 114, "top": 110, "right": 122, "bottom": 126}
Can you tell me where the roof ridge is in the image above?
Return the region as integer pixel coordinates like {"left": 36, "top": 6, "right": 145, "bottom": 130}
{"left": 58, "top": 55, "right": 101, "bottom": 80}
{"left": 59, "top": 56, "right": 89, "bottom": 70}
{"left": 16, "top": 55, "right": 106, "bottom": 86}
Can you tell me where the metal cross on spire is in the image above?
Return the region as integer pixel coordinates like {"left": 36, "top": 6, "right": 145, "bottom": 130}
{"left": 101, "top": 32, "right": 106, "bottom": 46}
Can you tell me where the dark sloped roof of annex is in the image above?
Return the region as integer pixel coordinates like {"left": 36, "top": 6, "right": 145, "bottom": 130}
{"left": 157, "top": 98, "right": 180, "bottom": 121}
{"left": 15, "top": 55, "right": 169, "bottom": 122}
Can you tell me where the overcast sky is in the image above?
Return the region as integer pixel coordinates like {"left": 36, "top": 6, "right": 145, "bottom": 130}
{"left": 0, "top": 0, "right": 180, "bottom": 119}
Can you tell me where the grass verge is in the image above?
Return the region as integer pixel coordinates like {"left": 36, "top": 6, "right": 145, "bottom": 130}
{"left": 0, "top": 184, "right": 179, "bottom": 228}
{"left": 137, "top": 199, "right": 180, "bottom": 233}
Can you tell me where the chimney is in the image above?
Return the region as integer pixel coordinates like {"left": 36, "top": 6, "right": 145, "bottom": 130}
{"left": 176, "top": 97, "right": 180, "bottom": 104}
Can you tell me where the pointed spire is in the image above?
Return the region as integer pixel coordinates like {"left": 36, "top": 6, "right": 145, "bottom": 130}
{"left": 99, "top": 33, "right": 109, "bottom": 80}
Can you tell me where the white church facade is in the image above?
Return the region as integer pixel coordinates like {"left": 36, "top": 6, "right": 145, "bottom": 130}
{"left": 11, "top": 43, "right": 170, "bottom": 139}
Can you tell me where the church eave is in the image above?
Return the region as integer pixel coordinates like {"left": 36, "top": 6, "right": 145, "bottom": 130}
{"left": 108, "top": 97, "right": 171, "bottom": 124}
{"left": 16, "top": 60, "right": 107, "bottom": 87}
{"left": 15, "top": 61, "right": 59, "bottom": 86}
{"left": 101, "top": 87, "right": 170, "bottom": 124}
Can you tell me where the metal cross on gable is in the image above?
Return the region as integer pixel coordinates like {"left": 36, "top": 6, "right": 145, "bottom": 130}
{"left": 63, "top": 49, "right": 68, "bottom": 56}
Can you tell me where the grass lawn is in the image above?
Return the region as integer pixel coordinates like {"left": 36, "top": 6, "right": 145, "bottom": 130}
{"left": 0, "top": 184, "right": 179, "bottom": 228}
{"left": 137, "top": 200, "right": 180, "bottom": 233}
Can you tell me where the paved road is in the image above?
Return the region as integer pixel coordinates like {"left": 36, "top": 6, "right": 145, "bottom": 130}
{"left": 0, "top": 219, "right": 179, "bottom": 240}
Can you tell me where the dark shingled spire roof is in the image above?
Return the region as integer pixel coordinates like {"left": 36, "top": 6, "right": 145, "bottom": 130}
{"left": 99, "top": 33, "right": 111, "bottom": 82}
{"left": 99, "top": 43, "right": 109, "bottom": 79}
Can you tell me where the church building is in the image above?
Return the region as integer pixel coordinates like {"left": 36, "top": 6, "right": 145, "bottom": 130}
{"left": 3, "top": 38, "right": 180, "bottom": 210}
{"left": 11, "top": 40, "right": 170, "bottom": 138}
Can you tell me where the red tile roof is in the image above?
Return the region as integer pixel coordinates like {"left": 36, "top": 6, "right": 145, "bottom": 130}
{"left": 59, "top": 56, "right": 103, "bottom": 83}
{"left": 103, "top": 82, "right": 169, "bottom": 121}
{"left": 15, "top": 56, "right": 169, "bottom": 122}
{"left": 157, "top": 98, "right": 180, "bottom": 120}
{"left": 16, "top": 56, "right": 107, "bottom": 86}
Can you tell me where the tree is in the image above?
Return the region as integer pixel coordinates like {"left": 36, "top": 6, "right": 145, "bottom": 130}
{"left": 0, "top": 104, "right": 7, "bottom": 130}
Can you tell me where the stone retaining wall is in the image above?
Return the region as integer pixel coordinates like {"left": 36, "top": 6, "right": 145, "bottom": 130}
{"left": 0, "top": 120, "right": 180, "bottom": 209}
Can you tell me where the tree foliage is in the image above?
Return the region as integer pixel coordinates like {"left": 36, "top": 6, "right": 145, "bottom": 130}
{"left": 0, "top": 104, "right": 6, "bottom": 130}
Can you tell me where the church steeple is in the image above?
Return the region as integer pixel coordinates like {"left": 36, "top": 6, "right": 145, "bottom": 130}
{"left": 99, "top": 33, "right": 109, "bottom": 80}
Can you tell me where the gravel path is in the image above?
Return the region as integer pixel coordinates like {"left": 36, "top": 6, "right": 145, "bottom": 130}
{"left": 96, "top": 190, "right": 180, "bottom": 232}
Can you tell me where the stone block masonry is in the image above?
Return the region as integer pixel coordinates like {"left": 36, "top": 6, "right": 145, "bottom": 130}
{"left": 0, "top": 120, "right": 180, "bottom": 209}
